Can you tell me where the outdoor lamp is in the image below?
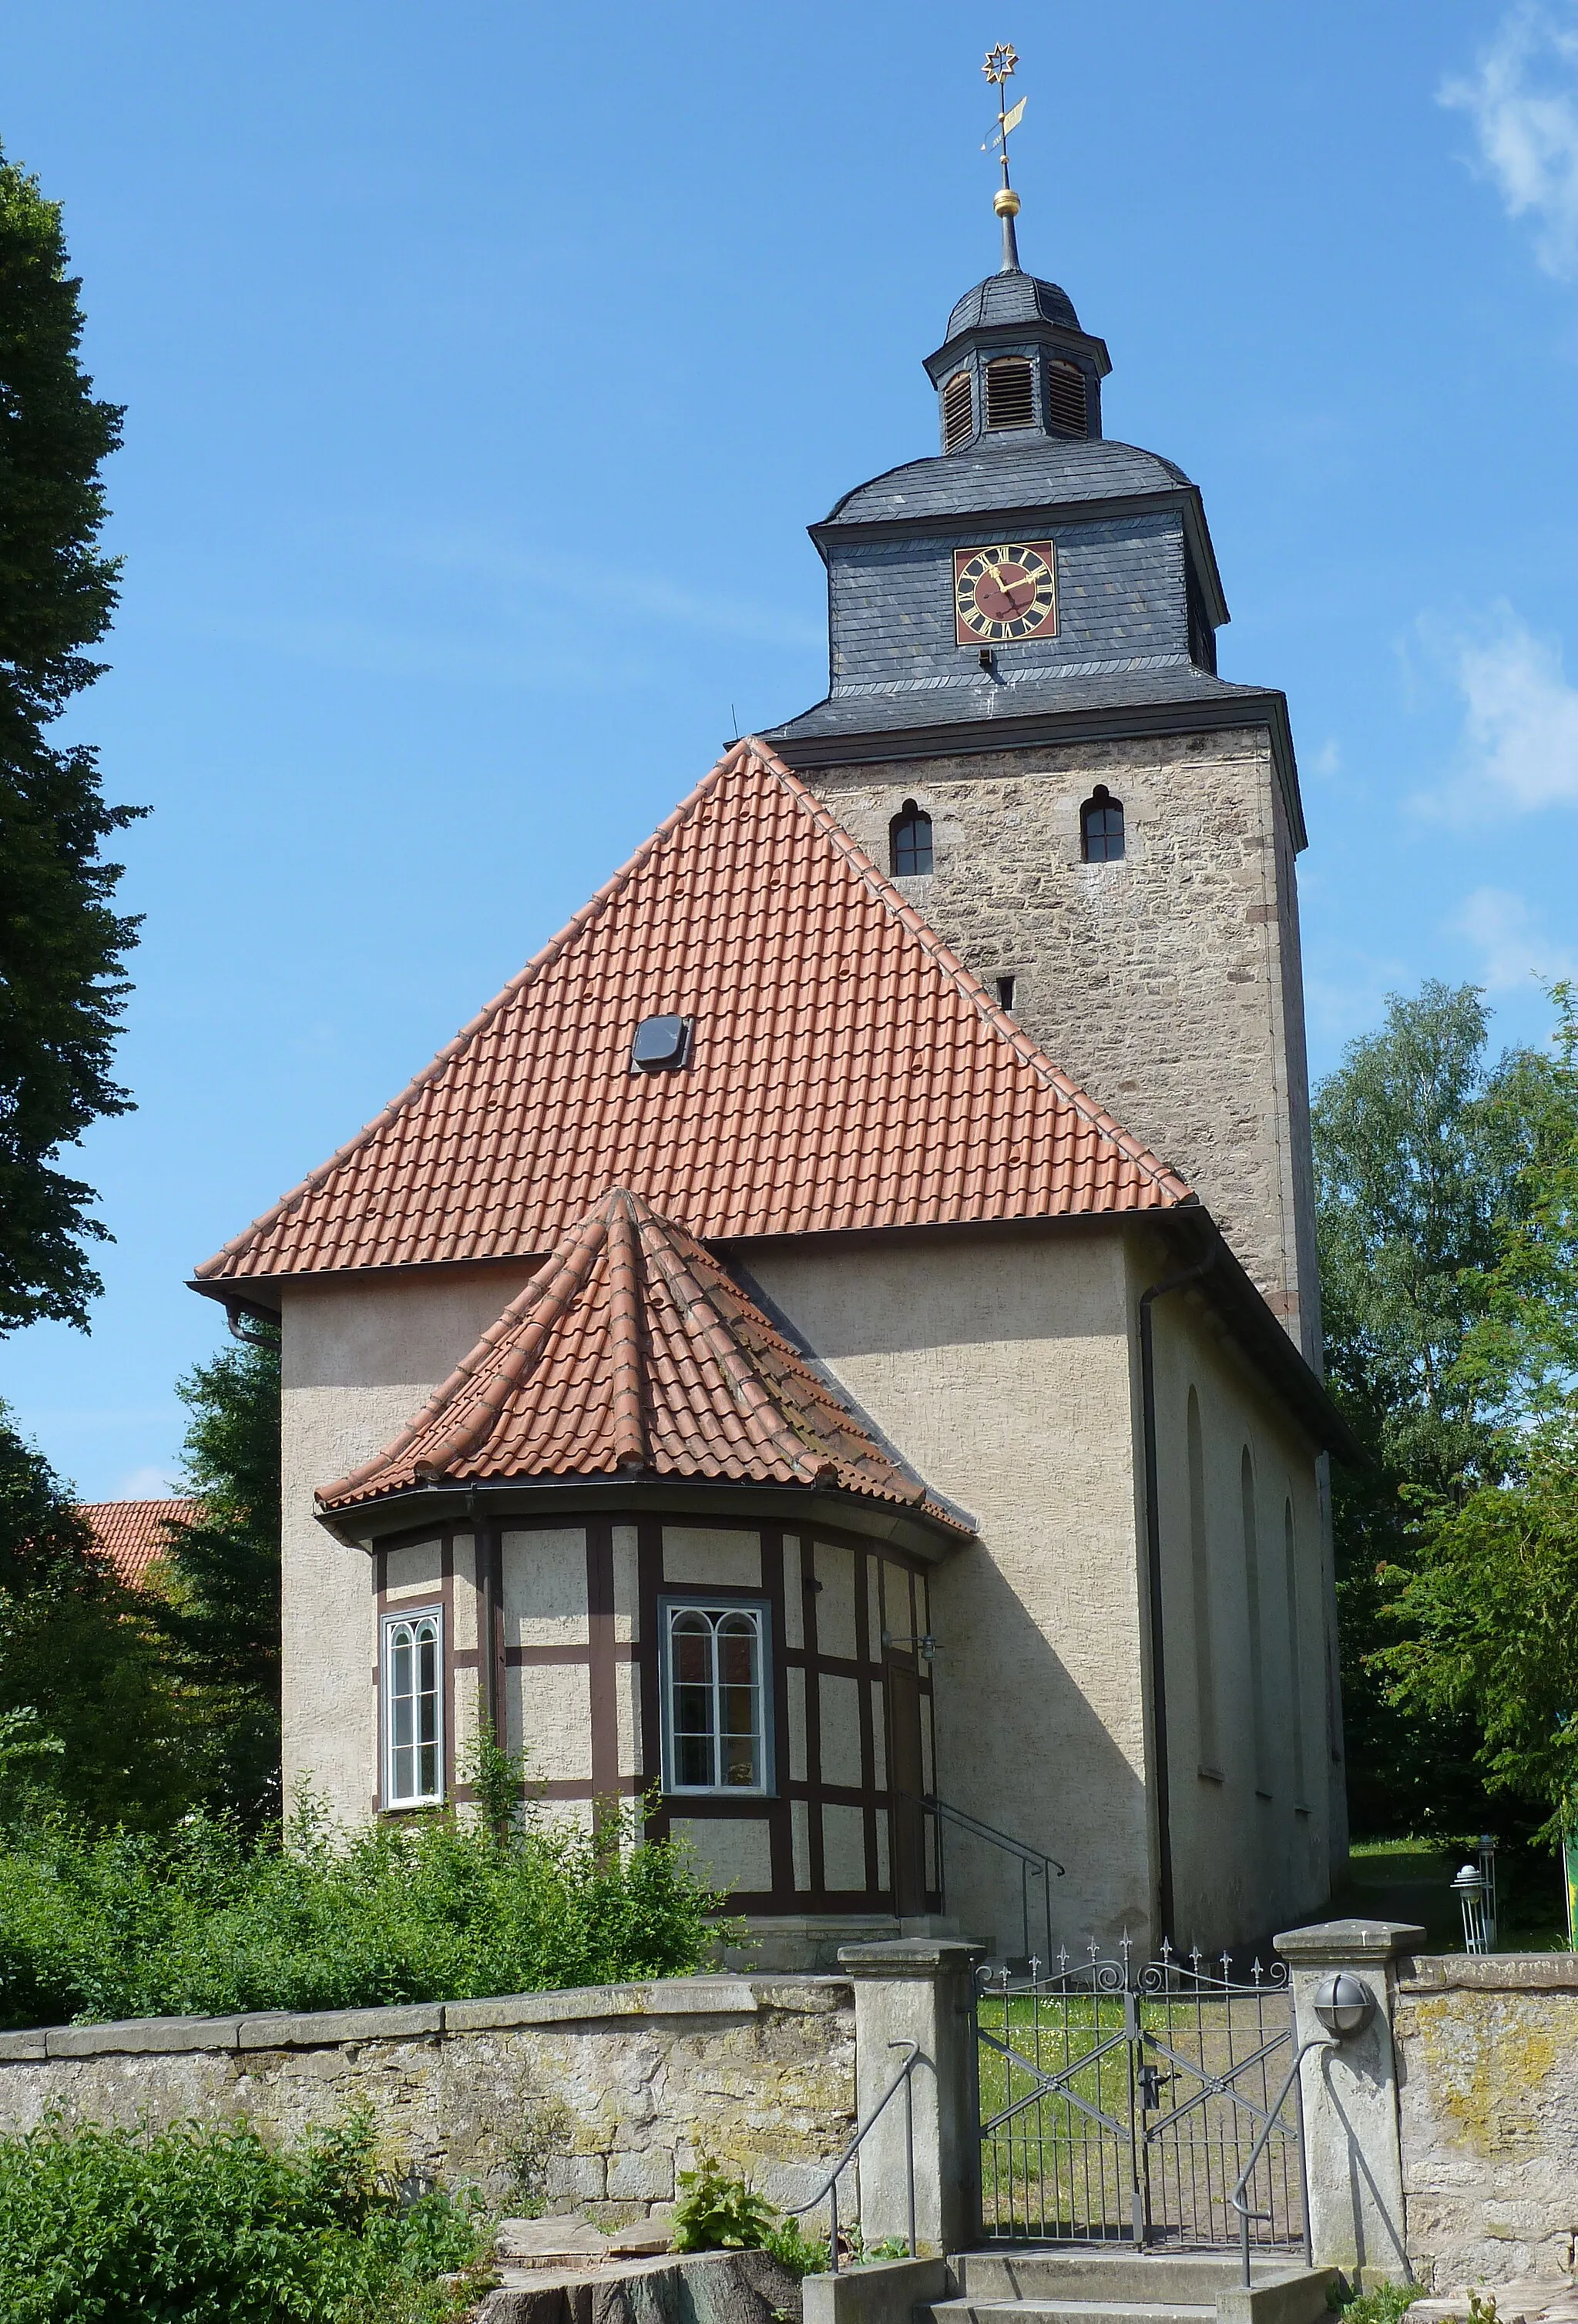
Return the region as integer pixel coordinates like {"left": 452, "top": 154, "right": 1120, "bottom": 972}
{"left": 1311, "top": 1971, "right": 1375, "bottom": 2039}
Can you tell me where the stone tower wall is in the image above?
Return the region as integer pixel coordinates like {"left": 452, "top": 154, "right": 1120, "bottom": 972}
{"left": 803, "top": 726, "right": 1321, "bottom": 1360}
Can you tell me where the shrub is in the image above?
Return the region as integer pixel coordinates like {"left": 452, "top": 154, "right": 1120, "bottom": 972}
{"left": 672, "top": 2155, "right": 779, "bottom": 2252}
{"left": 0, "top": 1783, "right": 730, "bottom": 2029}
{"left": 0, "top": 2105, "right": 491, "bottom": 2322}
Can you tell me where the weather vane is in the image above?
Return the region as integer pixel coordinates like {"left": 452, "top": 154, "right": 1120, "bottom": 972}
{"left": 982, "top": 44, "right": 1025, "bottom": 271}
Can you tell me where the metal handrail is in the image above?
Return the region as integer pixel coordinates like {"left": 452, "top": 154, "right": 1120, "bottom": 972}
{"left": 1227, "top": 2032, "right": 1329, "bottom": 2283}
{"left": 787, "top": 2038, "right": 921, "bottom": 2274}
{"left": 903, "top": 1792, "right": 1066, "bottom": 1967}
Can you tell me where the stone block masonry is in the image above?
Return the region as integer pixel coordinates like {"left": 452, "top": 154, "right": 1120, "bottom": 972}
{"left": 0, "top": 1976, "right": 856, "bottom": 2222}
{"left": 806, "top": 728, "right": 1320, "bottom": 1361}
{"left": 1395, "top": 1954, "right": 1578, "bottom": 2290}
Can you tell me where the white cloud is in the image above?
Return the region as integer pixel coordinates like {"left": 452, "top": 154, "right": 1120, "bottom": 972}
{"left": 1310, "top": 739, "right": 1342, "bottom": 778}
{"left": 1451, "top": 884, "right": 1576, "bottom": 988}
{"left": 1442, "top": 5, "right": 1578, "bottom": 277}
{"left": 1421, "top": 605, "right": 1578, "bottom": 812}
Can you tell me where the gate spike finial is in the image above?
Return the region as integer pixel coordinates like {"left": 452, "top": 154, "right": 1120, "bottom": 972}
{"left": 1190, "top": 1943, "right": 1204, "bottom": 1969}
{"left": 1029, "top": 1953, "right": 1041, "bottom": 1982}
{"left": 1251, "top": 1957, "right": 1264, "bottom": 1984}
{"left": 1057, "top": 1944, "right": 1069, "bottom": 1974}
{"left": 1220, "top": 1950, "right": 1234, "bottom": 1981}
{"left": 1160, "top": 1936, "right": 1173, "bottom": 1963}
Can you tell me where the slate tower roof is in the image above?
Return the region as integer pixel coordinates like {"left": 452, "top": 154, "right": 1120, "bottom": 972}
{"left": 766, "top": 213, "right": 1301, "bottom": 822}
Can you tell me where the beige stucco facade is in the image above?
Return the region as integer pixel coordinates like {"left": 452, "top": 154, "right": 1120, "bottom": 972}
{"left": 279, "top": 1219, "right": 1338, "bottom": 1961}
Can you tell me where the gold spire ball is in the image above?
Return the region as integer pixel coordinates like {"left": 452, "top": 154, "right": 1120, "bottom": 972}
{"left": 982, "top": 43, "right": 1025, "bottom": 270}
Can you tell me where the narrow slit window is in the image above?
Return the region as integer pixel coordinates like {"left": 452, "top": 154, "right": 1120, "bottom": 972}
{"left": 889, "top": 800, "right": 933, "bottom": 877}
{"left": 384, "top": 1609, "right": 443, "bottom": 1807}
{"left": 662, "top": 1601, "right": 769, "bottom": 1794}
{"left": 942, "top": 371, "right": 974, "bottom": 450}
{"left": 1284, "top": 1497, "right": 1308, "bottom": 1805}
{"left": 1242, "top": 1448, "right": 1270, "bottom": 1796}
{"left": 985, "top": 357, "right": 1035, "bottom": 429}
{"left": 1081, "top": 786, "right": 1125, "bottom": 863}
{"left": 995, "top": 974, "right": 1016, "bottom": 1013}
{"left": 1046, "top": 360, "right": 1088, "bottom": 436}
{"left": 1188, "top": 1390, "right": 1219, "bottom": 1775}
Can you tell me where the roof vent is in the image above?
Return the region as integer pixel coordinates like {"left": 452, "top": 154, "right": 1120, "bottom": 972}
{"left": 985, "top": 357, "right": 1035, "bottom": 430}
{"left": 630, "top": 1014, "right": 693, "bottom": 1075}
{"left": 1046, "top": 360, "right": 1088, "bottom": 437}
{"left": 942, "top": 371, "right": 974, "bottom": 451}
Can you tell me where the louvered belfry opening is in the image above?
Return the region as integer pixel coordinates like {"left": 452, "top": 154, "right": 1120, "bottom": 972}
{"left": 984, "top": 357, "right": 1035, "bottom": 430}
{"left": 1046, "top": 359, "right": 1089, "bottom": 437}
{"left": 942, "top": 371, "right": 974, "bottom": 450}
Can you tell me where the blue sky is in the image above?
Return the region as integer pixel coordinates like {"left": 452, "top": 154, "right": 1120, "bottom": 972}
{"left": 4, "top": 0, "right": 1578, "bottom": 1497}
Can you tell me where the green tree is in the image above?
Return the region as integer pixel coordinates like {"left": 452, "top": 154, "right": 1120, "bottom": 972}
{"left": 0, "top": 140, "right": 140, "bottom": 1332}
{"left": 1312, "top": 981, "right": 1548, "bottom": 1836}
{"left": 155, "top": 1326, "right": 282, "bottom": 1823}
{"left": 0, "top": 1405, "right": 194, "bottom": 1829}
{"left": 1378, "top": 984, "right": 1578, "bottom": 1838}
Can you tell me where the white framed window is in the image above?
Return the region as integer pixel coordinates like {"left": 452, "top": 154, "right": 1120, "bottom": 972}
{"left": 660, "top": 1599, "right": 771, "bottom": 1796}
{"left": 382, "top": 1607, "right": 444, "bottom": 1807}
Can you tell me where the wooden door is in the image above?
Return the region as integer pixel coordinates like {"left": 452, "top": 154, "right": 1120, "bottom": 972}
{"left": 885, "top": 1651, "right": 926, "bottom": 1916}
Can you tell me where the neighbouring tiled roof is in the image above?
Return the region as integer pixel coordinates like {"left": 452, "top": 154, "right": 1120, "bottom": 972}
{"left": 197, "top": 739, "right": 1190, "bottom": 1289}
{"left": 79, "top": 1499, "right": 202, "bottom": 1589}
{"left": 317, "top": 1187, "right": 969, "bottom": 1531}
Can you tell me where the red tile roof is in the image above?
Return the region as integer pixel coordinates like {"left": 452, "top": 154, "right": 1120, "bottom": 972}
{"left": 199, "top": 740, "right": 1190, "bottom": 1290}
{"left": 317, "top": 1187, "right": 969, "bottom": 1531}
{"left": 78, "top": 1499, "right": 202, "bottom": 1589}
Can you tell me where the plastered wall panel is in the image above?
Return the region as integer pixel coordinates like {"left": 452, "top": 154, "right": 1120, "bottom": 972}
{"left": 787, "top": 1668, "right": 808, "bottom": 1784}
{"left": 663, "top": 1528, "right": 762, "bottom": 1591}
{"left": 818, "top": 1675, "right": 864, "bottom": 1790}
{"left": 613, "top": 1525, "right": 640, "bottom": 1643}
{"left": 503, "top": 1530, "right": 588, "bottom": 1645}
{"left": 509, "top": 1663, "right": 594, "bottom": 1783}
{"left": 813, "top": 1542, "right": 858, "bottom": 1660}
{"left": 821, "top": 1803, "right": 868, "bottom": 1892}
{"left": 671, "top": 1816, "right": 772, "bottom": 1893}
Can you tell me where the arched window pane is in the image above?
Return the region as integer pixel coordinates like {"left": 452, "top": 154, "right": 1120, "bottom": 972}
{"left": 890, "top": 802, "right": 933, "bottom": 878}
{"left": 384, "top": 1608, "right": 444, "bottom": 1807}
{"left": 1081, "top": 790, "right": 1125, "bottom": 864}
{"left": 663, "top": 1601, "right": 767, "bottom": 1795}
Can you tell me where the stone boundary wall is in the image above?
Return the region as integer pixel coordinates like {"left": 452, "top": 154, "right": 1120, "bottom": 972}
{"left": 1395, "top": 1954, "right": 1578, "bottom": 2288}
{"left": 0, "top": 1975, "right": 856, "bottom": 2222}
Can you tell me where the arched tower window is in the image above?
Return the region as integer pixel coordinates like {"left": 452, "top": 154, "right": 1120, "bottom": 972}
{"left": 1046, "top": 359, "right": 1088, "bottom": 436}
{"left": 889, "top": 800, "right": 933, "bottom": 877}
{"left": 942, "top": 372, "right": 974, "bottom": 451}
{"left": 1080, "top": 786, "right": 1125, "bottom": 863}
{"left": 985, "top": 357, "right": 1035, "bottom": 430}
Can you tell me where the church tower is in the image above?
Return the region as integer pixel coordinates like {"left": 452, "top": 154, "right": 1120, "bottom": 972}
{"left": 766, "top": 135, "right": 1321, "bottom": 1360}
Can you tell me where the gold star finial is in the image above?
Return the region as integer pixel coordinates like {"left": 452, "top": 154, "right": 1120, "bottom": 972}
{"left": 981, "top": 43, "right": 1026, "bottom": 269}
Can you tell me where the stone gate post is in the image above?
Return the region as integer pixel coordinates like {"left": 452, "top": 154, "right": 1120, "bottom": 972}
{"left": 1273, "top": 1919, "right": 1425, "bottom": 2286}
{"left": 838, "top": 1938, "right": 984, "bottom": 2256}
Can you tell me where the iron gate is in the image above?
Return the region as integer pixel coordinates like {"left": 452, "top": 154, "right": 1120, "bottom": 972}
{"left": 975, "top": 1940, "right": 1309, "bottom": 2251}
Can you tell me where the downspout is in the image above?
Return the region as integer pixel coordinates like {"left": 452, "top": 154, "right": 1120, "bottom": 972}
{"left": 1138, "top": 1231, "right": 1220, "bottom": 1943}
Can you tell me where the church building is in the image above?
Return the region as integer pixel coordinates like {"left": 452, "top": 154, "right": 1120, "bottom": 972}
{"left": 194, "top": 164, "right": 1351, "bottom": 1963}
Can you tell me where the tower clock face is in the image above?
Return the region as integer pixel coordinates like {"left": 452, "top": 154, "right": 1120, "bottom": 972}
{"left": 954, "top": 541, "right": 1059, "bottom": 646}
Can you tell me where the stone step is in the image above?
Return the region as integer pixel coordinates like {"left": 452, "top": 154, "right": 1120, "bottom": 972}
{"left": 948, "top": 2254, "right": 1304, "bottom": 2302}
{"left": 925, "top": 2299, "right": 1217, "bottom": 2324}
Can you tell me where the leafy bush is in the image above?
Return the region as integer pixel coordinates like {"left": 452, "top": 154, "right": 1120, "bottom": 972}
{"left": 0, "top": 2105, "right": 491, "bottom": 2322}
{"left": 1333, "top": 2285, "right": 1422, "bottom": 2324}
{"left": 670, "top": 2156, "right": 906, "bottom": 2279}
{"left": 0, "top": 1785, "right": 728, "bottom": 2029}
{"left": 672, "top": 2155, "right": 779, "bottom": 2252}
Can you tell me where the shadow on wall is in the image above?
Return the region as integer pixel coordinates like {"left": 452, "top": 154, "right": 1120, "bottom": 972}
{"left": 929, "top": 1542, "right": 1150, "bottom": 1958}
